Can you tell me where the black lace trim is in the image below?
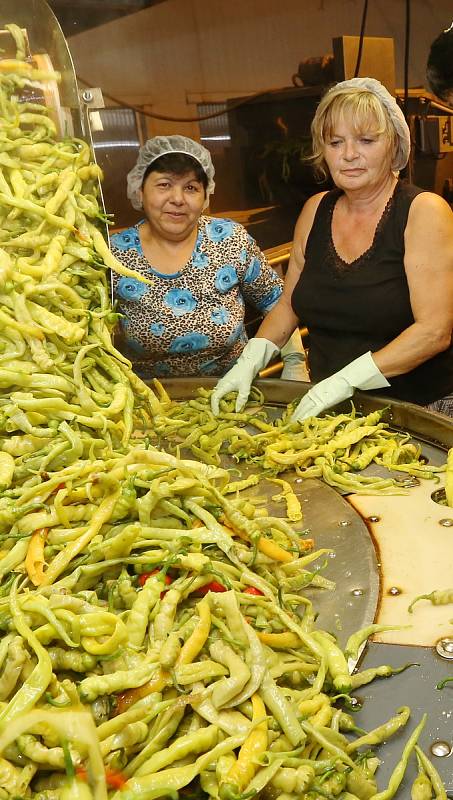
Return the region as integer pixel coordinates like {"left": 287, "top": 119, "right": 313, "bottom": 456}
{"left": 327, "top": 183, "right": 399, "bottom": 274}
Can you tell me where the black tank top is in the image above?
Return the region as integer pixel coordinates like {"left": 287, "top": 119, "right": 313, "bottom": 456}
{"left": 291, "top": 181, "right": 453, "bottom": 405}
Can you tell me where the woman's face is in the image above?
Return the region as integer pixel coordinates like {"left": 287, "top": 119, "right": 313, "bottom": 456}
{"left": 323, "top": 113, "right": 394, "bottom": 193}
{"left": 140, "top": 169, "right": 206, "bottom": 241}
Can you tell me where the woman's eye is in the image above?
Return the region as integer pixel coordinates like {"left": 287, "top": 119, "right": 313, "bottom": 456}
{"left": 360, "top": 138, "right": 375, "bottom": 144}
{"left": 186, "top": 184, "right": 199, "bottom": 192}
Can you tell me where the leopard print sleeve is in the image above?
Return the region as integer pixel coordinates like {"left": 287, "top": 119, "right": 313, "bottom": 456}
{"left": 233, "top": 224, "right": 283, "bottom": 313}
{"left": 109, "top": 218, "right": 283, "bottom": 379}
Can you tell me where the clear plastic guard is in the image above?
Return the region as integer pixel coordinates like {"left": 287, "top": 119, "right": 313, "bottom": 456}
{"left": 0, "top": 0, "right": 84, "bottom": 138}
{"left": 0, "top": 0, "right": 110, "bottom": 292}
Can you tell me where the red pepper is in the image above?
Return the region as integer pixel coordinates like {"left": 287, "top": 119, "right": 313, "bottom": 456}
{"left": 138, "top": 570, "right": 172, "bottom": 588}
{"left": 243, "top": 586, "right": 264, "bottom": 596}
{"left": 75, "top": 766, "right": 88, "bottom": 782}
{"left": 76, "top": 765, "right": 127, "bottom": 790}
{"left": 48, "top": 482, "right": 66, "bottom": 496}
{"left": 105, "top": 768, "right": 128, "bottom": 789}
{"left": 196, "top": 580, "right": 227, "bottom": 596}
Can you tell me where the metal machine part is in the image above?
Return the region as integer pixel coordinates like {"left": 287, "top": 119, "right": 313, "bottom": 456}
{"left": 417, "top": 115, "right": 453, "bottom": 154}
{"left": 332, "top": 35, "right": 396, "bottom": 95}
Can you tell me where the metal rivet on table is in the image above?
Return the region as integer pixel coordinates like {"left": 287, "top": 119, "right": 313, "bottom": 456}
{"left": 388, "top": 586, "right": 401, "bottom": 596}
{"left": 439, "top": 518, "right": 453, "bottom": 527}
{"left": 82, "top": 90, "right": 93, "bottom": 102}
{"left": 436, "top": 637, "right": 453, "bottom": 659}
{"left": 339, "top": 520, "right": 351, "bottom": 527}
{"left": 431, "top": 488, "right": 446, "bottom": 505}
{"left": 367, "top": 515, "right": 380, "bottom": 522}
{"left": 395, "top": 476, "right": 420, "bottom": 487}
{"left": 351, "top": 588, "right": 364, "bottom": 597}
{"left": 430, "top": 740, "right": 452, "bottom": 758}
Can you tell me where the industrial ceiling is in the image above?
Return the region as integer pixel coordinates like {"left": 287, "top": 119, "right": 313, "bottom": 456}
{"left": 48, "top": 0, "right": 168, "bottom": 37}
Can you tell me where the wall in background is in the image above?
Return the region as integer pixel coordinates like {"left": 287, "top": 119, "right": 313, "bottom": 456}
{"left": 69, "top": 0, "right": 452, "bottom": 129}
{"left": 67, "top": 0, "right": 452, "bottom": 231}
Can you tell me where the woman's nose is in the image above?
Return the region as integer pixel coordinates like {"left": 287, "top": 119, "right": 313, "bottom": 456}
{"left": 343, "top": 140, "right": 358, "bottom": 160}
{"left": 169, "top": 186, "right": 185, "bottom": 204}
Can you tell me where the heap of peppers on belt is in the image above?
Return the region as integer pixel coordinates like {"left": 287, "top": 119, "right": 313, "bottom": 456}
{"left": 0, "top": 23, "right": 450, "bottom": 800}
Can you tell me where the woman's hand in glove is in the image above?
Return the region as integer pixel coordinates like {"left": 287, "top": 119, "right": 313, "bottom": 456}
{"left": 210, "top": 338, "right": 279, "bottom": 415}
{"left": 291, "top": 351, "right": 390, "bottom": 422}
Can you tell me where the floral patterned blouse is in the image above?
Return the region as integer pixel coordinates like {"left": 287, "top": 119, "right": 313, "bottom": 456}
{"left": 110, "top": 216, "right": 283, "bottom": 378}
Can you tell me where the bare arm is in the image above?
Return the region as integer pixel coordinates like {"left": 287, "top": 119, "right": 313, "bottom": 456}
{"left": 371, "top": 192, "right": 453, "bottom": 377}
{"left": 255, "top": 193, "right": 326, "bottom": 347}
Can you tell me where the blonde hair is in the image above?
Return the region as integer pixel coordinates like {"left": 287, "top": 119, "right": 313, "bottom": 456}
{"left": 310, "top": 86, "right": 398, "bottom": 180}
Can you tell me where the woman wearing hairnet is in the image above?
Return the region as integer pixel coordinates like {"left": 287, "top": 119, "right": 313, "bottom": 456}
{"left": 110, "top": 135, "right": 307, "bottom": 380}
{"left": 211, "top": 78, "right": 453, "bottom": 418}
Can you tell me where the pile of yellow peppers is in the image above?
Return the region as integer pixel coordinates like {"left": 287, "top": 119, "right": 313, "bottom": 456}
{"left": 0, "top": 24, "right": 448, "bottom": 800}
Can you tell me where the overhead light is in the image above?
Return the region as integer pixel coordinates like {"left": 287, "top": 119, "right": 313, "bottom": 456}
{"left": 94, "top": 141, "right": 139, "bottom": 148}
{"left": 200, "top": 135, "right": 231, "bottom": 142}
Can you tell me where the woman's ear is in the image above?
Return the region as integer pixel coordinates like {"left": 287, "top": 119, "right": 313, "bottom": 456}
{"left": 138, "top": 188, "right": 144, "bottom": 207}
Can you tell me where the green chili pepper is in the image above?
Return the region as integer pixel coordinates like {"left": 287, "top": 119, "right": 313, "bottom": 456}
{"left": 116, "top": 733, "right": 245, "bottom": 800}
{"left": 78, "top": 658, "right": 160, "bottom": 703}
{"left": 134, "top": 725, "right": 218, "bottom": 778}
{"left": 345, "top": 624, "right": 409, "bottom": 661}
{"left": 411, "top": 770, "right": 433, "bottom": 800}
{"left": 350, "top": 662, "right": 417, "bottom": 690}
{"left": 409, "top": 588, "right": 453, "bottom": 613}
{"left": 347, "top": 707, "right": 411, "bottom": 753}
{"left": 414, "top": 745, "right": 448, "bottom": 800}
{"left": 436, "top": 676, "right": 453, "bottom": 689}
{"left": 209, "top": 639, "right": 251, "bottom": 709}
{"left": 0, "top": 577, "right": 53, "bottom": 730}
{"left": 370, "top": 715, "right": 427, "bottom": 800}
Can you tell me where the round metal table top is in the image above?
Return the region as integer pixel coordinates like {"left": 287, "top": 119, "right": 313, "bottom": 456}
{"left": 156, "top": 378, "right": 453, "bottom": 650}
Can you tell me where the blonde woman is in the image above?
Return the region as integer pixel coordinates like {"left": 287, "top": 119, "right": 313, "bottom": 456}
{"left": 212, "top": 77, "right": 453, "bottom": 418}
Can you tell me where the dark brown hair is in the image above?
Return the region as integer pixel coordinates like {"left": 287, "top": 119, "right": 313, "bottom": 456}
{"left": 142, "top": 152, "right": 209, "bottom": 190}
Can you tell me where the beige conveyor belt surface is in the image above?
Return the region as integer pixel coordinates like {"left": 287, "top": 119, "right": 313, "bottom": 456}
{"left": 350, "top": 474, "right": 453, "bottom": 647}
